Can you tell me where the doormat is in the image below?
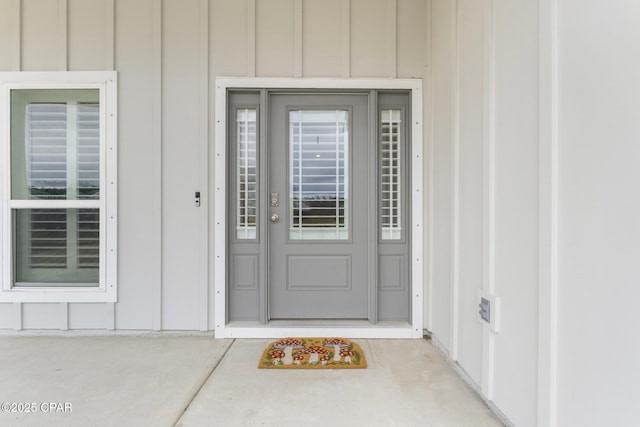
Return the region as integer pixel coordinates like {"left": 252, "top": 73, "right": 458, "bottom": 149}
{"left": 258, "top": 338, "right": 367, "bottom": 369}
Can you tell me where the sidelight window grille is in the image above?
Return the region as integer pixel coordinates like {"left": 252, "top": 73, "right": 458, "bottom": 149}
{"left": 236, "top": 108, "right": 257, "bottom": 239}
{"left": 289, "top": 110, "right": 349, "bottom": 240}
{"left": 380, "top": 109, "right": 402, "bottom": 240}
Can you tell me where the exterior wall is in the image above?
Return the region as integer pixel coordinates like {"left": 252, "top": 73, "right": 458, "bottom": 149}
{"left": 431, "top": 1, "right": 540, "bottom": 426}
{"left": 0, "top": 0, "right": 428, "bottom": 332}
{"left": 557, "top": 1, "right": 640, "bottom": 426}
{"left": 431, "top": 1, "right": 640, "bottom": 426}
{"left": 4, "top": 0, "right": 638, "bottom": 425}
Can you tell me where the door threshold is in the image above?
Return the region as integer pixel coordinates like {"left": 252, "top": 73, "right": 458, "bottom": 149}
{"left": 219, "top": 321, "right": 422, "bottom": 339}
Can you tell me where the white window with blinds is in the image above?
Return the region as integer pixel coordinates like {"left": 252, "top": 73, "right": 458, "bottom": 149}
{"left": 0, "top": 72, "right": 117, "bottom": 302}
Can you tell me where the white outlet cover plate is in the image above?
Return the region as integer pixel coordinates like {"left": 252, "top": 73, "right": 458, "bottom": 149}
{"left": 477, "top": 289, "right": 500, "bottom": 333}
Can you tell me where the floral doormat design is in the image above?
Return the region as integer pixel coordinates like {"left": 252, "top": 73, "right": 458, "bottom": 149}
{"left": 258, "top": 338, "right": 367, "bottom": 369}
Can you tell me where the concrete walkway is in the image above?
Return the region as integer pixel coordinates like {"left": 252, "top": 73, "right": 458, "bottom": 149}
{"left": 0, "top": 336, "right": 503, "bottom": 427}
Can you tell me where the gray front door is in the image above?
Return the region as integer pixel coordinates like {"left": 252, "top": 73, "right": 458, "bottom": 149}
{"left": 268, "top": 94, "right": 370, "bottom": 319}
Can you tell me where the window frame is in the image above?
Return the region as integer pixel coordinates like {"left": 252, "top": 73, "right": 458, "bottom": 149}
{"left": 0, "top": 71, "right": 117, "bottom": 303}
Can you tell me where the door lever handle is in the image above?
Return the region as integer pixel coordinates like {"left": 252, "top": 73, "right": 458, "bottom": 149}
{"left": 270, "top": 214, "right": 279, "bottom": 223}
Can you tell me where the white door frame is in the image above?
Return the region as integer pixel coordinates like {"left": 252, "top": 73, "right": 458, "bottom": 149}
{"left": 214, "top": 77, "right": 424, "bottom": 339}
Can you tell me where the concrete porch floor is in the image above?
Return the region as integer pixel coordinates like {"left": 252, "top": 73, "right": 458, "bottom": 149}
{"left": 0, "top": 336, "right": 503, "bottom": 427}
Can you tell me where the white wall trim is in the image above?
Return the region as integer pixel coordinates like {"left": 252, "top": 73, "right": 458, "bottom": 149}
{"left": 214, "top": 77, "right": 424, "bottom": 339}
{"left": 425, "top": 0, "right": 434, "bottom": 333}
{"left": 224, "top": 326, "right": 416, "bottom": 339}
{"left": 104, "top": 0, "right": 117, "bottom": 329}
{"left": 411, "top": 82, "right": 425, "bottom": 338}
{"left": 537, "top": 0, "right": 559, "bottom": 425}
{"left": 481, "top": 0, "right": 497, "bottom": 400}
{"left": 104, "top": 4, "right": 117, "bottom": 332}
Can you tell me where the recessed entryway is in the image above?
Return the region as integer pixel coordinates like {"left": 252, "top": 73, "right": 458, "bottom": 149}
{"left": 214, "top": 78, "right": 424, "bottom": 339}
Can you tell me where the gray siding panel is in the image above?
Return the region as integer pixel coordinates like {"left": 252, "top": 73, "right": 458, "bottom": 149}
{"left": 161, "top": 0, "right": 203, "bottom": 330}
{"left": 256, "top": 0, "right": 294, "bottom": 77}
{"left": 0, "top": 0, "right": 16, "bottom": 71}
{"left": 0, "top": 304, "right": 13, "bottom": 329}
{"left": 22, "top": 0, "right": 64, "bottom": 71}
{"left": 113, "top": 0, "right": 157, "bottom": 330}
{"left": 350, "top": 0, "right": 388, "bottom": 77}
{"left": 68, "top": 0, "right": 110, "bottom": 71}
{"left": 68, "top": 303, "right": 107, "bottom": 329}
{"left": 302, "top": 0, "right": 343, "bottom": 77}
{"left": 21, "top": 303, "right": 60, "bottom": 329}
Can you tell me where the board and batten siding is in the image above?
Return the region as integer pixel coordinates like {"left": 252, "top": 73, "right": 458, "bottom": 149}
{"left": 0, "top": 0, "right": 429, "bottom": 332}
{"left": 0, "top": 0, "right": 579, "bottom": 426}
{"left": 6, "top": 1, "right": 640, "bottom": 427}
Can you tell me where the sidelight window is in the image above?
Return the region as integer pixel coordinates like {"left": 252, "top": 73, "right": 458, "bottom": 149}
{"left": 236, "top": 108, "right": 257, "bottom": 239}
{"left": 380, "top": 109, "right": 402, "bottom": 240}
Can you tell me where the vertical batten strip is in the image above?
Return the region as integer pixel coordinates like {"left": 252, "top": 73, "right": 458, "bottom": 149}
{"left": 10, "top": 0, "right": 21, "bottom": 71}
{"left": 246, "top": 0, "right": 255, "bottom": 77}
{"left": 10, "top": 0, "right": 22, "bottom": 330}
{"left": 105, "top": 0, "right": 115, "bottom": 71}
{"left": 151, "top": 0, "right": 163, "bottom": 331}
{"left": 294, "top": 0, "right": 303, "bottom": 77}
{"left": 341, "top": 0, "right": 350, "bottom": 78}
{"left": 481, "top": 0, "right": 496, "bottom": 400}
{"left": 60, "top": 302, "right": 69, "bottom": 330}
{"left": 199, "top": 0, "right": 210, "bottom": 331}
{"left": 387, "top": 0, "right": 397, "bottom": 78}
{"left": 105, "top": 0, "right": 116, "bottom": 330}
{"left": 58, "top": 0, "right": 68, "bottom": 71}
{"left": 425, "top": 0, "right": 434, "bottom": 332}
{"left": 450, "top": 0, "right": 460, "bottom": 361}
{"left": 538, "top": 0, "right": 559, "bottom": 425}
{"left": 14, "top": 303, "right": 22, "bottom": 331}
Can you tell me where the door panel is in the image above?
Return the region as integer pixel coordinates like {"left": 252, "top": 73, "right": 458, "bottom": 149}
{"left": 268, "top": 94, "right": 369, "bottom": 319}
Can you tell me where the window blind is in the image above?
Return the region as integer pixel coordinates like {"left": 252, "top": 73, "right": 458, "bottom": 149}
{"left": 289, "top": 110, "right": 348, "bottom": 240}
{"left": 20, "top": 99, "right": 100, "bottom": 278}
{"left": 380, "top": 109, "right": 401, "bottom": 240}
{"left": 236, "top": 108, "right": 257, "bottom": 239}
